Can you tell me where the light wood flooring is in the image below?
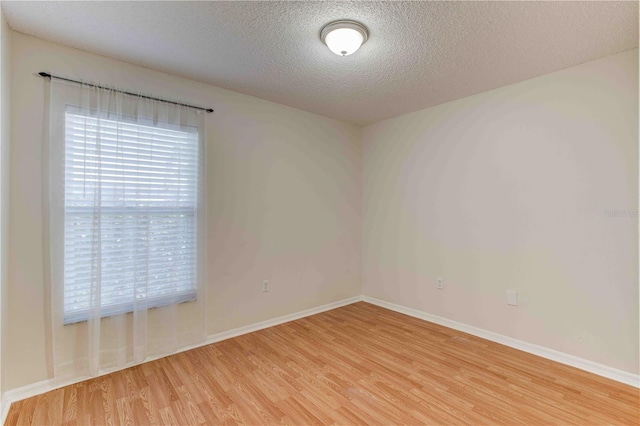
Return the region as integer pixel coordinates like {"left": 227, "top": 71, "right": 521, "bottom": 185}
{"left": 5, "top": 302, "right": 640, "bottom": 425}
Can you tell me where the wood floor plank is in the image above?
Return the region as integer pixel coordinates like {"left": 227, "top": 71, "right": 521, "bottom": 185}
{"left": 5, "top": 302, "right": 639, "bottom": 425}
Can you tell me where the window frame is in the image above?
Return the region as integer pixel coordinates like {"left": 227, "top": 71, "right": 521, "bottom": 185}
{"left": 61, "top": 107, "right": 202, "bottom": 325}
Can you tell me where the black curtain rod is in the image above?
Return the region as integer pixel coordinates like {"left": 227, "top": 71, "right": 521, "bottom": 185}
{"left": 39, "top": 72, "right": 214, "bottom": 113}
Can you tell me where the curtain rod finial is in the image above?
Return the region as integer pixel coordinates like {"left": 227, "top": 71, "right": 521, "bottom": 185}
{"left": 39, "top": 72, "right": 52, "bottom": 78}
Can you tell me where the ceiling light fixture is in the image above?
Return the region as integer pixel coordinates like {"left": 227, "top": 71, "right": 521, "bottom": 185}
{"left": 320, "top": 20, "right": 369, "bottom": 56}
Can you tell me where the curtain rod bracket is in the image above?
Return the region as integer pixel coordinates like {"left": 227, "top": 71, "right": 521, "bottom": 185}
{"left": 38, "top": 71, "right": 214, "bottom": 113}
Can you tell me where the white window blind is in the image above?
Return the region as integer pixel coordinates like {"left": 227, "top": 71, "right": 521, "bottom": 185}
{"left": 63, "top": 108, "right": 200, "bottom": 324}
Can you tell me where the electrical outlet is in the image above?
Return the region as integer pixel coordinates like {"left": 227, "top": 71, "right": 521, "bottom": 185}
{"left": 437, "top": 277, "right": 444, "bottom": 290}
{"left": 507, "top": 290, "right": 517, "bottom": 306}
{"left": 262, "top": 280, "right": 270, "bottom": 293}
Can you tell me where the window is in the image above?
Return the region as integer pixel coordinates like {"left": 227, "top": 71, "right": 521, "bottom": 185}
{"left": 63, "top": 107, "right": 200, "bottom": 324}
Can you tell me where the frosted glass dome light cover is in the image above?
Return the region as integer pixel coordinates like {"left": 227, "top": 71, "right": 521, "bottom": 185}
{"left": 320, "top": 20, "right": 369, "bottom": 57}
{"left": 325, "top": 28, "right": 364, "bottom": 56}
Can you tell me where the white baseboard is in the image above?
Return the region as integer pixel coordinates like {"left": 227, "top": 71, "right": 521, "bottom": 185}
{"left": 0, "top": 295, "right": 362, "bottom": 425}
{"left": 362, "top": 295, "right": 640, "bottom": 388}
{"left": 202, "top": 296, "right": 362, "bottom": 346}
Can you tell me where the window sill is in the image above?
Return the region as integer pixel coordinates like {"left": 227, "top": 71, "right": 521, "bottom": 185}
{"left": 63, "top": 290, "right": 197, "bottom": 325}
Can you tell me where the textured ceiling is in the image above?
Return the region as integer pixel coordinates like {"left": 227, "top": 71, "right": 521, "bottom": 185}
{"left": 3, "top": 1, "right": 638, "bottom": 125}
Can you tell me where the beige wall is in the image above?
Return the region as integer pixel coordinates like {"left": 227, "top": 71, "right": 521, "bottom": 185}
{"left": 362, "top": 49, "right": 639, "bottom": 374}
{"left": 0, "top": 9, "right": 11, "bottom": 397}
{"left": 6, "top": 32, "right": 362, "bottom": 390}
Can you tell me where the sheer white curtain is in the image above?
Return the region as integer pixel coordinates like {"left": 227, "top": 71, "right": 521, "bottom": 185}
{"left": 46, "top": 78, "right": 207, "bottom": 380}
